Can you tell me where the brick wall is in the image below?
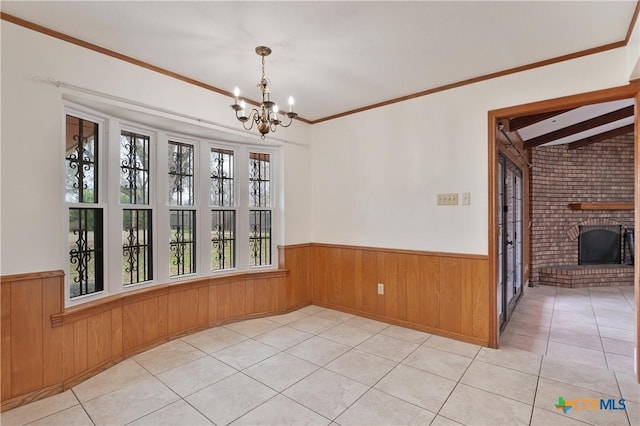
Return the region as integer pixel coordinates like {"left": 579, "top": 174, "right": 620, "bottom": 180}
{"left": 529, "top": 133, "right": 634, "bottom": 286}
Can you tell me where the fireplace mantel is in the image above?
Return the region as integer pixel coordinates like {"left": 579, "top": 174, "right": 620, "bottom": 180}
{"left": 567, "top": 202, "right": 634, "bottom": 211}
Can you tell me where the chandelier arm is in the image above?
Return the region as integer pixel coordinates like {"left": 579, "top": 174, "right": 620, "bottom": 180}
{"left": 278, "top": 115, "right": 295, "bottom": 128}
{"left": 235, "top": 108, "right": 261, "bottom": 131}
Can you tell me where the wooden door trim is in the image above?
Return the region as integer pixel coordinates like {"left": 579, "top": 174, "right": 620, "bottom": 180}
{"left": 488, "top": 83, "right": 640, "bottom": 374}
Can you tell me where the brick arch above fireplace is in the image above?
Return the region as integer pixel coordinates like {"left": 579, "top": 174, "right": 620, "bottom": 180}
{"left": 566, "top": 218, "right": 628, "bottom": 240}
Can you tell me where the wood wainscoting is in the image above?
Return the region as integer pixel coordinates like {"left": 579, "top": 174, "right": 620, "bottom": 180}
{"left": 309, "top": 244, "right": 490, "bottom": 346}
{"left": 0, "top": 245, "right": 312, "bottom": 411}
{"left": 0, "top": 243, "right": 489, "bottom": 410}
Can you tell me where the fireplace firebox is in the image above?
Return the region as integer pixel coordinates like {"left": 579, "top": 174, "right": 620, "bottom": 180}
{"left": 578, "top": 225, "right": 622, "bottom": 265}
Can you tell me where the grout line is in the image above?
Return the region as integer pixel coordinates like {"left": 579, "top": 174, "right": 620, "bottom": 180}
{"left": 528, "top": 346, "right": 546, "bottom": 425}
{"left": 71, "top": 388, "right": 97, "bottom": 426}
{"left": 10, "top": 299, "right": 633, "bottom": 426}
{"left": 326, "top": 328, "right": 436, "bottom": 422}
{"left": 430, "top": 346, "right": 483, "bottom": 421}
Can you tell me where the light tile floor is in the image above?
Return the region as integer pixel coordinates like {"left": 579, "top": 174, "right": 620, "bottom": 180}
{"left": 1, "top": 300, "right": 638, "bottom": 426}
{"left": 502, "top": 285, "right": 636, "bottom": 375}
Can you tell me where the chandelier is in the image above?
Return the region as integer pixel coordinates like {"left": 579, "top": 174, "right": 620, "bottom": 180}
{"left": 231, "top": 46, "right": 297, "bottom": 139}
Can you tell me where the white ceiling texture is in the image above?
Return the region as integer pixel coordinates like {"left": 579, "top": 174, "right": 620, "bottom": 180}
{"left": 1, "top": 1, "right": 637, "bottom": 132}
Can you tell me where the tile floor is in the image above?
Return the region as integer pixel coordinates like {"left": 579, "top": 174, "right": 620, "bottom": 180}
{"left": 502, "top": 285, "right": 636, "bottom": 375}
{"left": 1, "top": 292, "right": 638, "bottom": 426}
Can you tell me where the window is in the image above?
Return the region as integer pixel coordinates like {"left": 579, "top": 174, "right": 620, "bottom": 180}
{"left": 210, "top": 148, "right": 236, "bottom": 270}
{"left": 65, "top": 115, "right": 98, "bottom": 203}
{"left": 120, "top": 131, "right": 153, "bottom": 285}
{"left": 64, "top": 104, "right": 280, "bottom": 305}
{"left": 249, "top": 152, "right": 272, "bottom": 266}
{"left": 168, "top": 141, "right": 196, "bottom": 276}
{"left": 65, "top": 115, "right": 104, "bottom": 298}
{"left": 169, "top": 210, "right": 195, "bottom": 276}
{"left": 122, "top": 209, "right": 152, "bottom": 284}
{"left": 168, "top": 141, "right": 194, "bottom": 205}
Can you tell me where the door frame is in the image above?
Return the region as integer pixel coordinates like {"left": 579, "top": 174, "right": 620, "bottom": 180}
{"left": 487, "top": 83, "right": 640, "bottom": 380}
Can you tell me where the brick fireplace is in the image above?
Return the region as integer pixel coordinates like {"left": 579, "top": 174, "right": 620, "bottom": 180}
{"left": 530, "top": 133, "right": 634, "bottom": 288}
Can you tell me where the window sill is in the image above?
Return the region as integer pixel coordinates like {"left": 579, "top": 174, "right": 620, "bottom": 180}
{"left": 52, "top": 269, "right": 289, "bottom": 327}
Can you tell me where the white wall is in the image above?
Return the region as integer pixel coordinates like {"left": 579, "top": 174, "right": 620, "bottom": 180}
{"left": 310, "top": 47, "right": 633, "bottom": 255}
{"left": 2, "top": 19, "right": 637, "bottom": 274}
{"left": 0, "top": 22, "right": 311, "bottom": 275}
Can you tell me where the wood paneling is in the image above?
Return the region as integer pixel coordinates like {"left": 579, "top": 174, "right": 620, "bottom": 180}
{"left": 1, "top": 243, "right": 495, "bottom": 409}
{"left": 1, "top": 267, "right": 301, "bottom": 411}
{"left": 216, "top": 283, "right": 231, "bottom": 321}
{"left": 310, "top": 244, "right": 490, "bottom": 346}
{"left": 73, "top": 319, "right": 88, "bottom": 376}
{"left": 229, "top": 281, "right": 246, "bottom": 319}
{"left": 178, "top": 288, "right": 199, "bottom": 331}
{"left": 10, "top": 278, "right": 43, "bottom": 396}
{"left": 402, "top": 254, "right": 421, "bottom": 324}
{"left": 340, "top": 249, "right": 357, "bottom": 309}
{"left": 61, "top": 323, "right": 74, "bottom": 382}
{"left": 312, "top": 246, "right": 332, "bottom": 304}
{"left": 143, "top": 297, "right": 159, "bottom": 342}
{"left": 439, "top": 258, "right": 462, "bottom": 334}
{"left": 378, "top": 252, "right": 399, "bottom": 320}
{"left": 279, "top": 245, "right": 312, "bottom": 309}
{"left": 419, "top": 256, "right": 440, "bottom": 329}
{"left": 111, "top": 307, "right": 123, "bottom": 359}
{"left": 91, "top": 311, "right": 112, "bottom": 368}
{"left": 1, "top": 283, "right": 11, "bottom": 400}
{"left": 122, "top": 301, "right": 144, "bottom": 352}
{"left": 463, "top": 259, "right": 490, "bottom": 340}
{"left": 354, "top": 250, "right": 372, "bottom": 313}
{"left": 208, "top": 284, "right": 218, "bottom": 324}
{"left": 41, "top": 278, "right": 62, "bottom": 388}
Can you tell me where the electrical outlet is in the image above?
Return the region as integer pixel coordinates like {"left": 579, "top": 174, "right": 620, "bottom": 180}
{"left": 437, "top": 193, "right": 458, "bottom": 206}
{"left": 461, "top": 192, "right": 471, "bottom": 205}
{"left": 377, "top": 283, "right": 384, "bottom": 295}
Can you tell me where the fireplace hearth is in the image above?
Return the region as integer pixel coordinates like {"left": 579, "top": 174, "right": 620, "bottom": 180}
{"left": 538, "top": 220, "right": 634, "bottom": 288}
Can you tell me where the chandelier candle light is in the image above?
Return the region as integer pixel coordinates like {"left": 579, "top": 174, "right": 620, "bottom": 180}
{"left": 231, "top": 46, "right": 297, "bottom": 139}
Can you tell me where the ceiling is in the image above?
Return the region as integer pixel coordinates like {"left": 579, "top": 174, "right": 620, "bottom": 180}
{"left": 1, "top": 1, "right": 638, "bottom": 124}
{"left": 503, "top": 98, "right": 635, "bottom": 150}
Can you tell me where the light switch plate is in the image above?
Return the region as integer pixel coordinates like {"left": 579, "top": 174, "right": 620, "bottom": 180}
{"left": 437, "top": 193, "right": 458, "bottom": 206}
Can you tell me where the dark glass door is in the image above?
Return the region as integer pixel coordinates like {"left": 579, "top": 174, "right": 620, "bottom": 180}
{"left": 499, "top": 154, "right": 524, "bottom": 330}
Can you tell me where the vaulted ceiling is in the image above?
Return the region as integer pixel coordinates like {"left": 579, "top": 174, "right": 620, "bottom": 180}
{"left": 502, "top": 98, "right": 635, "bottom": 150}
{"left": 1, "top": 1, "right": 638, "bottom": 127}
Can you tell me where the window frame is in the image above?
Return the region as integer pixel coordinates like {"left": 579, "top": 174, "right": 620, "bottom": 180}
{"left": 208, "top": 142, "right": 240, "bottom": 272}
{"left": 247, "top": 149, "right": 276, "bottom": 269}
{"left": 63, "top": 108, "right": 108, "bottom": 305}
{"left": 63, "top": 102, "right": 281, "bottom": 308}
{"left": 165, "top": 135, "right": 199, "bottom": 280}
{"left": 115, "top": 123, "right": 157, "bottom": 291}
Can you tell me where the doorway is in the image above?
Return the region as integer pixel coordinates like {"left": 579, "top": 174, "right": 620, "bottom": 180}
{"left": 488, "top": 83, "right": 639, "bottom": 380}
{"left": 498, "top": 153, "right": 524, "bottom": 330}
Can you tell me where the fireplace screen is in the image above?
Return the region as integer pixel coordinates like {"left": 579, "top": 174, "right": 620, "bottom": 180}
{"left": 578, "top": 225, "right": 622, "bottom": 265}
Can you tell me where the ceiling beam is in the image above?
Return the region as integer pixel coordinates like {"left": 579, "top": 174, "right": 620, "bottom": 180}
{"left": 523, "top": 105, "right": 634, "bottom": 149}
{"left": 567, "top": 124, "right": 634, "bottom": 150}
{"left": 506, "top": 109, "right": 574, "bottom": 131}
